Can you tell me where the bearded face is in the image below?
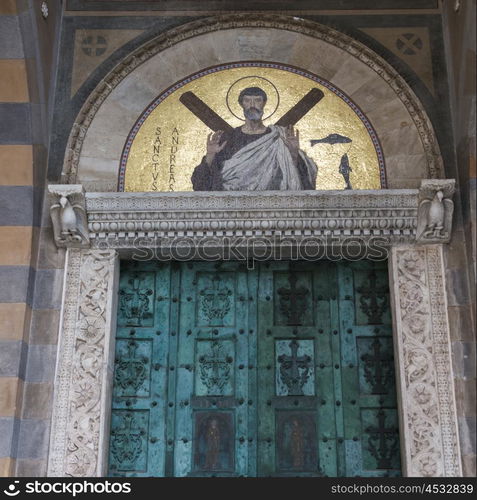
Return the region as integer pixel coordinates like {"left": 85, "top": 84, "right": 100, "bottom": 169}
{"left": 240, "top": 94, "right": 265, "bottom": 120}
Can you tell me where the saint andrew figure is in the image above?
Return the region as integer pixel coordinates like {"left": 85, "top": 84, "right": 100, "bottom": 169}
{"left": 191, "top": 86, "right": 318, "bottom": 191}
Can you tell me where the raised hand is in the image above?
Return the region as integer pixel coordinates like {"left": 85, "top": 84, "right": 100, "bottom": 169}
{"left": 206, "top": 130, "right": 228, "bottom": 165}
{"left": 283, "top": 125, "right": 300, "bottom": 165}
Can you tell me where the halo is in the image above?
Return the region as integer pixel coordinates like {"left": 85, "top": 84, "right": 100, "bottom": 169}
{"left": 226, "top": 75, "right": 280, "bottom": 122}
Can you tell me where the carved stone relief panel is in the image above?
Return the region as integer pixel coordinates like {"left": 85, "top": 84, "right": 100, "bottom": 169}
{"left": 47, "top": 249, "right": 119, "bottom": 477}
{"left": 389, "top": 245, "right": 462, "bottom": 477}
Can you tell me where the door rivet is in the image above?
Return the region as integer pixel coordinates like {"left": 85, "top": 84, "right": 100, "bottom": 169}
{"left": 334, "top": 364, "right": 339, "bottom": 369}
{"left": 336, "top": 400, "right": 341, "bottom": 406}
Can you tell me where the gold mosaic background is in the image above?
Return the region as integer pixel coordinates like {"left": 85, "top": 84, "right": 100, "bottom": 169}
{"left": 123, "top": 66, "right": 381, "bottom": 191}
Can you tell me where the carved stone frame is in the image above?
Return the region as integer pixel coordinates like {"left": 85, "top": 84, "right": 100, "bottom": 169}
{"left": 46, "top": 185, "right": 462, "bottom": 477}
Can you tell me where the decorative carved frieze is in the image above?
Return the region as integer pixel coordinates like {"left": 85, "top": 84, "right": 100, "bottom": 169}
{"left": 81, "top": 189, "right": 421, "bottom": 250}
{"left": 48, "top": 249, "right": 118, "bottom": 477}
{"left": 390, "top": 245, "right": 462, "bottom": 477}
{"left": 45, "top": 185, "right": 459, "bottom": 250}
{"left": 49, "top": 185, "right": 89, "bottom": 248}
{"left": 416, "top": 179, "right": 455, "bottom": 243}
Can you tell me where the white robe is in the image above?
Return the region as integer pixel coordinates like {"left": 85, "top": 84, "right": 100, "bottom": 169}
{"left": 220, "top": 125, "right": 317, "bottom": 191}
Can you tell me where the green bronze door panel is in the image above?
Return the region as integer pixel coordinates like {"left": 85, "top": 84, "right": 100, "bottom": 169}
{"left": 256, "top": 261, "right": 338, "bottom": 477}
{"left": 173, "top": 261, "right": 256, "bottom": 477}
{"left": 337, "top": 261, "right": 400, "bottom": 477}
{"left": 109, "top": 261, "right": 172, "bottom": 477}
{"left": 109, "top": 260, "right": 401, "bottom": 477}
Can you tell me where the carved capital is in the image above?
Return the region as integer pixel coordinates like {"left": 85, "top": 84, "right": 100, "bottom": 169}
{"left": 49, "top": 184, "right": 90, "bottom": 248}
{"left": 417, "top": 179, "right": 455, "bottom": 243}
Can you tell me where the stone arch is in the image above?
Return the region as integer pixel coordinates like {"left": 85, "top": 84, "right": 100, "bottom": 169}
{"left": 61, "top": 14, "right": 445, "bottom": 191}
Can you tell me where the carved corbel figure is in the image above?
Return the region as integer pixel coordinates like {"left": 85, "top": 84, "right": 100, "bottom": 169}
{"left": 49, "top": 184, "right": 90, "bottom": 248}
{"left": 416, "top": 179, "right": 455, "bottom": 243}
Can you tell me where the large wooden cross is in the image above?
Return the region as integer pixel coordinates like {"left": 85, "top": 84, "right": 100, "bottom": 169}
{"left": 179, "top": 87, "right": 324, "bottom": 134}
